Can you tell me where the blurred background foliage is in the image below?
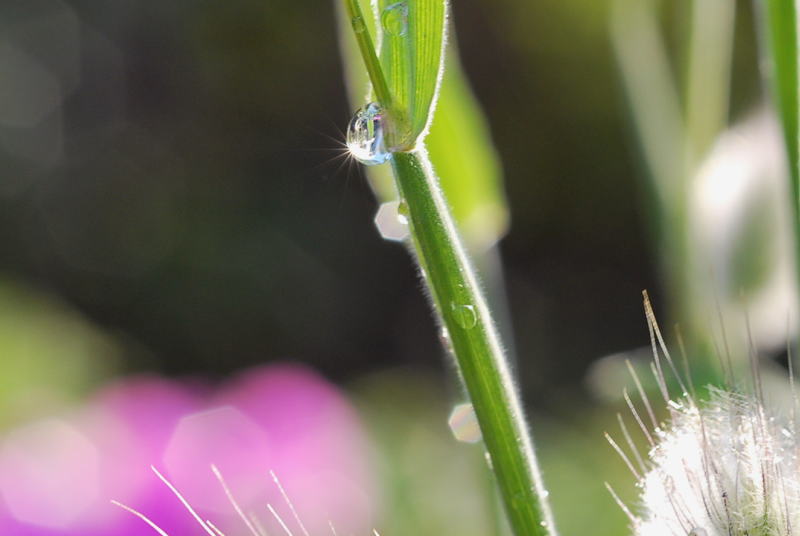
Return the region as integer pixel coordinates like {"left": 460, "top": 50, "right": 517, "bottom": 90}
{"left": 0, "top": 1, "right": 786, "bottom": 536}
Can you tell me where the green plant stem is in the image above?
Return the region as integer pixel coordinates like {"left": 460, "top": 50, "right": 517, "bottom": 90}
{"left": 343, "top": 0, "right": 393, "bottom": 109}
{"left": 392, "top": 149, "right": 555, "bottom": 536}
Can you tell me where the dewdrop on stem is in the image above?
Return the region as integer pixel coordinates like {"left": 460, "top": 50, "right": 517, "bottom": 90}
{"left": 607, "top": 293, "right": 800, "bottom": 536}
{"left": 346, "top": 102, "right": 392, "bottom": 166}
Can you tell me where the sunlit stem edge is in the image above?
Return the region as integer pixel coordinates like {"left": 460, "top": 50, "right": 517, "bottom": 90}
{"left": 391, "top": 149, "right": 556, "bottom": 536}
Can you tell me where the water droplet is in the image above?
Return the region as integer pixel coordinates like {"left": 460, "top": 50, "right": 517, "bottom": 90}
{"left": 689, "top": 528, "right": 707, "bottom": 536}
{"left": 484, "top": 451, "right": 494, "bottom": 470}
{"left": 448, "top": 403, "right": 482, "bottom": 443}
{"left": 451, "top": 303, "right": 477, "bottom": 330}
{"left": 351, "top": 16, "right": 367, "bottom": 33}
{"left": 347, "top": 102, "right": 391, "bottom": 166}
{"left": 397, "top": 200, "right": 409, "bottom": 225}
{"left": 374, "top": 201, "right": 408, "bottom": 242}
{"left": 381, "top": 2, "right": 409, "bottom": 37}
{"left": 540, "top": 521, "right": 548, "bottom": 528}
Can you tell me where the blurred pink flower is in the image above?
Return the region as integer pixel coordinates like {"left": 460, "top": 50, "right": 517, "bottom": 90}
{"left": 0, "top": 363, "right": 377, "bottom": 535}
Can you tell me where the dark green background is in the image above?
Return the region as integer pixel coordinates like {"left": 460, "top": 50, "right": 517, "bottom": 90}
{"left": 0, "top": 0, "right": 761, "bottom": 404}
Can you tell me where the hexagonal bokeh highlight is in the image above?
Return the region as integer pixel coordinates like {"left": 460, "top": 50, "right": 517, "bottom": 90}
{"left": 374, "top": 200, "right": 409, "bottom": 242}
{"left": 448, "top": 402, "right": 482, "bottom": 444}
{"left": 163, "top": 406, "right": 272, "bottom": 514}
{"left": 0, "top": 418, "right": 99, "bottom": 528}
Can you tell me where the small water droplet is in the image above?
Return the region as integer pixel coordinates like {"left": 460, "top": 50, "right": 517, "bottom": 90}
{"left": 540, "top": 521, "right": 548, "bottom": 528}
{"left": 688, "top": 528, "right": 707, "bottom": 536}
{"left": 351, "top": 15, "right": 367, "bottom": 33}
{"left": 347, "top": 102, "right": 391, "bottom": 166}
{"left": 448, "top": 403, "right": 482, "bottom": 443}
{"left": 484, "top": 451, "right": 494, "bottom": 470}
{"left": 396, "top": 200, "right": 409, "bottom": 225}
{"left": 381, "top": 2, "right": 409, "bottom": 37}
{"left": 451, "top": 303, "right": 477, "bottom": 330}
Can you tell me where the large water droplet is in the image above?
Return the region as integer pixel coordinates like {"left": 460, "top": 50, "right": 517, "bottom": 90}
{"left": 347, "top": 102, "right": 391, "bottom": 166}
{"left": 381, "top": 2, "right": 409, "bottom": 37}
{"left": 451, "top": 303, "right": 477, "bottom": 330}
{"left": 448, "top": 403, "right": 482, "bottom": 443}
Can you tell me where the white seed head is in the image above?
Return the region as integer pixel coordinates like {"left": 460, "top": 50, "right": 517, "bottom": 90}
{"left": 610, "top": 292, "right": 800, "bottom": 536}
{"left": 632, "top": 388, "right": 800, "bottom": 536}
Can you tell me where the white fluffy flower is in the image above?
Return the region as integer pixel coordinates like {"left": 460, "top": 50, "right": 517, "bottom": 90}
{"left": 633, "top": 389, "right": 800, "bottom": 536}
{"left": 609, "top": 293, "right": 800, "bottom": 536}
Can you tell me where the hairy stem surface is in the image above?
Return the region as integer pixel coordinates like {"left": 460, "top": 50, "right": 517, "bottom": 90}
{"left": 392, "top": 149, "right": 555, "bottom": 536}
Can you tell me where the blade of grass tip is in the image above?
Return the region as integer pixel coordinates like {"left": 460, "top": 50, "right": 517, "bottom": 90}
{"left": 758, "top": 0, "right": 800, "bottom": 279}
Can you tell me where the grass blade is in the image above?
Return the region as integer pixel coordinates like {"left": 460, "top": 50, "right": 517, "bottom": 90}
{"left": 377, "top": 0, "right": 447, "bottom": 148}
{"left": 760, "top": 0, "right": 800, "bottom": 227}
{"left": 426, "top": 46, "right": 509, "bottom": 252}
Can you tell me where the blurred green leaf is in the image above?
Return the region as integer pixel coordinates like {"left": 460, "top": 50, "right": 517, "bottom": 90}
{"left": 427, "top": 47, "right": 509, "bottom": 251}
{"left": 0, "top": 280, "right": 119, "bottom": 428}
{"left": 728, "top": 188, "right": 775, "bottom": 299}
{"left": 761, "top": 0, "right": 799, "bottom": 222}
